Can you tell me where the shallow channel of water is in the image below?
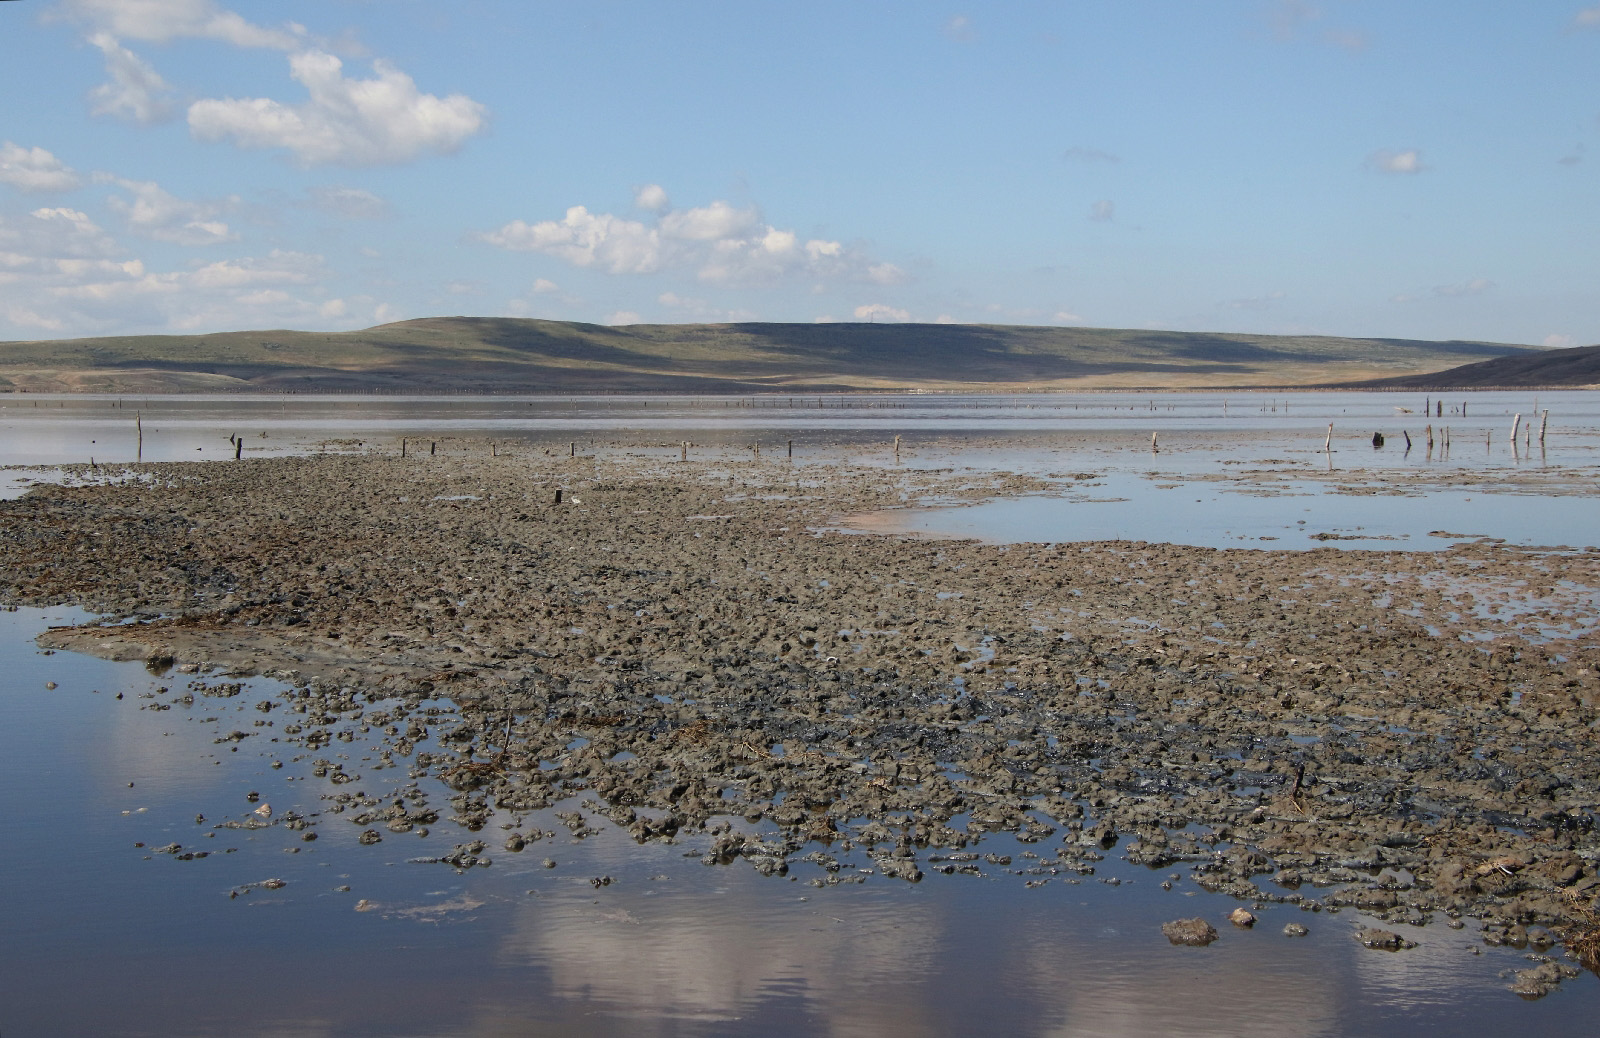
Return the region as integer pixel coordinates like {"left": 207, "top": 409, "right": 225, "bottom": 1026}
{"left": 3, "top": 604, "right": 1596, "bottom": 1037}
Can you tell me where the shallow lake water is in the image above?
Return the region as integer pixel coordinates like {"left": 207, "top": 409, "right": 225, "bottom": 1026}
{"left": 2, "top": 391, "right": 1598, "bottom": 1035}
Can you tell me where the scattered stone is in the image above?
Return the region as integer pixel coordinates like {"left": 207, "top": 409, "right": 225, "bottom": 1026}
{"left": 1163, "top": 918, "right": 1219, "bottom": 947}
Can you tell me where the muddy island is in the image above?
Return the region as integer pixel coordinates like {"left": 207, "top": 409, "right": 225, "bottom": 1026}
{"left": 2, "top": 445, "right": 1597, "bottom": 993}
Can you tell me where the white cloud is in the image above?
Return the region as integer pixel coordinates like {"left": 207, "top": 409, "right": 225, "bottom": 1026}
{"left": 55, "top": 0, "right": 303, "bottom": 50}
{"left": 605, "top": 310, "right": 642, "bottom": 326}
{"left": 1432, "top": 277, "right": 1493, "bottom": 297}
{"left": 307, "top": 185, "right": 390, "bottom": 219}
{"left": 1367, "top": 149, "right": 1426, "bottom": 174}
{"left": 478, "top": 192, "right": 900, "bottom": 287}
{"left": 1052, "top": 310, "right": 1083, "bottom": 323}
{"left": 656, "top": 291, "right": 756, "bottom": 322}
{"left": 86, "top": 33, "right": 176, "bottom": 124}
{"left": 1063, "top": 146, "right": 1119, "bottom": 164}
{"left": 481, "top": 206, "right": 663, "bottom": 274}
{"left": 1089, "top": 199, "right": 1115, "bottom": 222}
{"left": 0, "top": 143, "right": 82, "bottom": 193}
{"left": 99, "top": 176, "right": 237, "bottom": 245}
{"left": 943, "top": 15, "right": 976, "bottom": 42}
{"left": 854, "top": 303, "right": 910, "bottom": 322}
{"left": 659, "top": 200, "right": 759, "bottom": 241}
{"left": 188, "top": 50, "right": 487, "bottom": 166}
{"left": 634, "top": 183, "right": 670, "bottom": 212}
{"left": 532, "top": 278, "right": 562, "bottom": 294}
{"left": 933, "top": 314, "right": 959, "bottom": 324}
{"left": 1543, "top": 333, "right": 1576, "bottom": 348}
{"left": 1573, "top": 7, "right": 1600, "bottom": 29}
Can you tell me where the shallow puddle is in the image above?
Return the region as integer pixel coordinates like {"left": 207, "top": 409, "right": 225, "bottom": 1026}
{"left": 2, "top": 605, "right": 1596, "bottom": 1036}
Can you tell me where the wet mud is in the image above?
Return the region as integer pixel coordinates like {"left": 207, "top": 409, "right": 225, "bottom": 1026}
{"left": 2, "top": 446, "right": 1598, "bottom": 995}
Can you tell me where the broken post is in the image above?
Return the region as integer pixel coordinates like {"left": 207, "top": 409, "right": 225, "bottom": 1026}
{"left": 570, "top": 442, "right": 575, "bottom": 458}
{"left": 1150, "top": 431, "right": 1158, "bottom": 452}
{"left": 1510, "top": 413, "right": 1522, "bottom": 444}
{"left": 1539, "top": 410, "right": 1549, "bottom": 445}
{"left": 1324, "top": 423, "right": 1333, "bottom": 453}
{"left": 234, "top": 437, "right": 242, "bottom": 460}
{"left": 554, "top": 488, "right": 562, "bottom": 504}
{"left": 401, "top": 438, "right": 406, "bottom": 459}
{"left": 681, "top": 441, "right": 688, "bottom": 462}
{"left": 894, "top": 435, "right": 901, "bottom": 460}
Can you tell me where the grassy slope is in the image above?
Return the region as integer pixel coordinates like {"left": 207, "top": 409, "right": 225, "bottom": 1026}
{"left": 0, "top": 317, "right": 1540, "bottom": 393}
{"left": 1342, "top": 342, "right": 1600, "bottom": 389}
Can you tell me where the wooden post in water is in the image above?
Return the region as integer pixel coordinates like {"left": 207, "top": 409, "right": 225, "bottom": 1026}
{"left": 1150, "top": 431, "right": 1159, "bottom": 453}
{"left": 234, "top": 437, "right": 242, "bottom": 460}
{"left": 894, "top": 435, "right": 901, "bottom": 460}
{"left": 136, "top": 411, "right": 142, "bottom": 461}
{"left": 1539, "top": 410, "right": 1549, "bottom": 445}
{"left": 1323, "top": 424, "right": 1333, "bottom": 453}
{"left": 787, "top": 440, "right": 793, "bottom": 459}
{"left": 1402, "top": 430, "right": 1412, "bottom": 450}
{"left": 1510, "top": 413, "right": 1522, "bottom": 444}
{"left": 681, "top": 441, "right": 688, "bottom": 462}
{"left": 570, "top": 442, "right": 575, "bottom": 458}
{"left": 401, "top": 437, "right": 406, "bottom": 458}
{"left": 1425, "top": 424, "right": 1434, "bottom": 450}
{"left": 754, "top": 441, "right": 760, "bottom": 460}
{"left": 431, "top": 441, "right": 436, "bottom": 456}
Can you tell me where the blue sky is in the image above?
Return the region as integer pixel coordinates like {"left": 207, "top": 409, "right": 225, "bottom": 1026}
{"left": 0, "top": 1, "right": 1595, "bottom": 346}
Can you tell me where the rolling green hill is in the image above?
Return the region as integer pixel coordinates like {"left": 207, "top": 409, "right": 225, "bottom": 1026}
{"left": 0, "top": 317, "right": 1539, "bottom": 393}
{"left": 1343, "top": 342, "right": 1600, "bottom": 389}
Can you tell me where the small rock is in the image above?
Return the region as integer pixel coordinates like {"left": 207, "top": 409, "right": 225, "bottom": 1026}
{"left": 1162, "top": 918, "right": 1219, "bottom": 946}
{"left": 358, "top": 829, "right": 382, "bottom": 845}
{"left": 1283, "top": 922, "right": 1309, "bottom": 937}
{"left": 1229, "top": 908, "right": 1256, "bottom": 928}
{"left": 1355, "top": 927, "right": 1415, "bottom": 950}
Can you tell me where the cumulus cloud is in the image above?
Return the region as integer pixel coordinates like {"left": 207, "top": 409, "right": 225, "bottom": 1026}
{"left": 0, "top": 204, "right": 338, "bottom": 336}
{"left": 1544, "top": 333, "right": 1576, "bottom": 348}
{"left": 1432, "top": 277, "right": 1494, "bottom": 297}
{"left": 634, "top": 183, "right": 670, "bottom": 212}
{"left": 55, "top": 0, "right": 303, "bottom": 50}
{"left": 531, "top": 278, "right": 562, "bottom": 294}
{"left": 1367, "top": 149, "right": 1425, "bottom": 174}
{"left": 478, "top": 193, "right": 901, "bottom": 286}
{"left": 188, "top": 50, "right": 487, "bottom": 166}
{"left": 0, "top": 143, "right": 82, "bottom": 193}
{"left": 98, "top": 176, "right": 236, "bottom": 245}
{"left": 306, "top": 185, "right": 390, "bottom": 219}
{"left": 854, "top": 303, "right": 910, "bottom": 322}
{"left": 943, "top": 15, "right": 977, "bottom": 42}
{"left": 1089, "top": 199, "right": 1115, "bottom": 222}
{"left": 86, "top": 33, "right": 176, "bottom": 124}
{"left": 1053, "top": 310, "right": 1083, "bottom": 323}
{"left": 605, "top": 310, "right": 642, "bottom": 326}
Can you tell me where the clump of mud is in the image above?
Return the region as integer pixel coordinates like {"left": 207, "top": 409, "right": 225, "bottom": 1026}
{"left": 3, "top": 448, "right": 1599, "bottom": 993}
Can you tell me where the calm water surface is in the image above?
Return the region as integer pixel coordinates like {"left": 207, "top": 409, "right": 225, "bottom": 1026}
{"left": 2, "top": 392, "right": 1597, "bottom": 1035}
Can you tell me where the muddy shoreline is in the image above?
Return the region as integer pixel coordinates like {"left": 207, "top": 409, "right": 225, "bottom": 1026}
{"left": 3, "top": 446, "right": 1597, "bottom": 995}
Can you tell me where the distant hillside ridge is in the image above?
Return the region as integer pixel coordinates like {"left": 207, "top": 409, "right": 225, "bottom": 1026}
{"left": 0, "top": 317, "right": 1540, "bottom": 393}
{"left": 1340, "top": 342, "right": 1600, "bottom": 390}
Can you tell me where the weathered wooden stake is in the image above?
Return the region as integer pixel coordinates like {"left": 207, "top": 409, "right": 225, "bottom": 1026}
{"left": 136, "top": 411, "right": 143, "bottom": 461}
{"left": 894, "top": 435, "right": 901, "bottom": 460}
{"left": 1150, "top": 431, "right": 1159, "bottom": 452}
{"left": 1510, "top": 413, "right": 1522, "bottom": 444}
{"left": 787, "top": 440, "right": 793, "bottom": 458}
{"left": 1539, "top": 410, "right": 1549, "bottom": 445}
{"left": 570, "top": 442, "right": 575, "bottom": 458}
{"left": 401, "top": 437, "right": 406, "bottom": 458}
{"left": 681, "top": 441, "right": 688, "bottom": 462}
{"left": 1402, "top": 430, "right": 1412, "bottom": 450}
{"left": 1425, "top": 424, "right": 1434, "bottom": 450}
{"left": 234, "top": 438, "right": 242, "bottom": 460}
{"left": 431, "top": 441, "right": 436, "bottom": 456}
{"left": 1323, "top": 423, "right": 1333, "bottom": 453}
{"left": 554, "top": 488, "right": 562, "bottom": 504}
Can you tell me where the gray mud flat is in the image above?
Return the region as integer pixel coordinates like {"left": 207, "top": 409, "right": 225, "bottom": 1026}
{"left": 3, "top": 448, "right": 1599, "bottom": 1013}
